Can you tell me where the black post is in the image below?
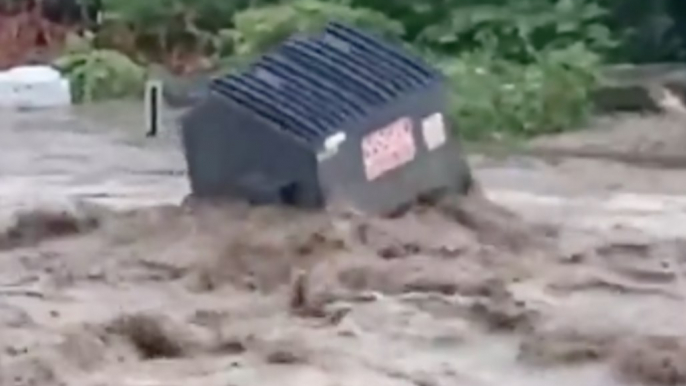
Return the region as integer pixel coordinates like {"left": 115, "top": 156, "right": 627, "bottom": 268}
{"left": 145, "top": 80, "right": 162, "bottom": 137}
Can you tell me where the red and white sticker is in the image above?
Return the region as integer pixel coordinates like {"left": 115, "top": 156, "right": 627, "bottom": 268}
{"left": 362, "top": 117, "right": 416, "bottom": 180}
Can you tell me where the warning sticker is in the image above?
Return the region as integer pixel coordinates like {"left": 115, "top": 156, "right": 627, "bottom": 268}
{"left": 421, "top": 113, "right": 447, "bottom": 150}
{"left": 362, "top": 117, "right": 416, "bottom": 180}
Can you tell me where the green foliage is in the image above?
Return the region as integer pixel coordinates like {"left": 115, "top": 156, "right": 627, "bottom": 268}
{"left": 417, "top": 0, "right": 615, "bottom": 62}
{"left": 231, "top": 0, "right": 404, "bottom": 58}
{"left": 66, "top": 0, "right": 633, "bottom": 139}
{"left": 442, "top": 44, "right": 601, "bottom": 140}
{"left": 600, "top": 0, "right": 686, "bottom": 62}
{"left": 54, "top": 50, "right": 146, "bottom": 103}
{"left": 99, "top": 0, "right": 276, "bottom": 33}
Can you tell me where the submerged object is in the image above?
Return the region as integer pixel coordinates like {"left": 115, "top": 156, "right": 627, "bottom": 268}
{"left": 0, "top": 65, "right": 71, "bottom": 109}
{"left": 180, "top": 22, "right": 471, "bottom": 215}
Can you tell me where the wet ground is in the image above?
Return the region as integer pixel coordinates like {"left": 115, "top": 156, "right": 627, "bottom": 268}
{"left": 2, "top": 103, "right": 686, "bottom": 386}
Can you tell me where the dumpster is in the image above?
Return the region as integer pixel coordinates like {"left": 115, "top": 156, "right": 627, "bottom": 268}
{"left": 180, "top": 22, "right": 471, "bottom": 215}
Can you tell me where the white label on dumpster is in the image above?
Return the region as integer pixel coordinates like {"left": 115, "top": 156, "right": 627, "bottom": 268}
{"left": 318, "top": 131, "right": 347, "bottom": 161}
{"left": 422, "top": 112, "right": 446, "bottom": 150}
{"left": 362, "top": 117, "right": 416, "bottom": 180}
{"left": 324, "top": 131, "right": 346, "bottom": 150}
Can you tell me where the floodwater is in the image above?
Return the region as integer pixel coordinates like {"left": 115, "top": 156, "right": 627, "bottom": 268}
{"left": 0, "top": 102, "right": 187, "bottom": 214}
{"left": 2, "top": 104, "right": 686, "bottom": 386}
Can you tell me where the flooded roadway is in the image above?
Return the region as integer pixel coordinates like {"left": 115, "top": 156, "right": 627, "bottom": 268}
{"left": 5, "top": 102, "right": 686, "bottom": 236}
{"left": 3, "top": 105, "right": 686, "bottom": 386}
{"left": 0, "top": 102, "right": 188, "bottom": 214}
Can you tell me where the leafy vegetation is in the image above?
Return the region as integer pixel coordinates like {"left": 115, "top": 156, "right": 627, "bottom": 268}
{"left": 441, "top": 44, "right": 601, "bottom": 139}
{"left": 54, "top": 0, "right": 686, "bottom": 139}
{"left": 55, "top": 48, "right": 145, "bottom": 103}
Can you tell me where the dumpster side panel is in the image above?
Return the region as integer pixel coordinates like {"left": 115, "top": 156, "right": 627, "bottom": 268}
{"left": 181, "top": 93, "right": 324, "bottom": 208}
{"left": 317, "top": 84, "right": 470, "bottom": 215}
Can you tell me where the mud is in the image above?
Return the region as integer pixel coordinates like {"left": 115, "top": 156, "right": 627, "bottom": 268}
{"left": 613, "top": 335, "right": 686, "bottom": 385}
{"left": 3, "top": 106, "right": 686, "bottom": 386}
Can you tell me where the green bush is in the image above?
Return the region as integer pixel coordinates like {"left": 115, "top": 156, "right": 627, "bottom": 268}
{"left": 54, "top": 50, "right": 146, "bottom": 103}
{"left": 441, "top": 43, "right": 601, "bottom": 140}
{"left": 68, "top": 0, "right": 611, "bottom": 141}
{"left": 231, "top": 0, "right": 404, "bottom": 59}
{"left": 416, "top": 0, "right": 615, "bottom": 60}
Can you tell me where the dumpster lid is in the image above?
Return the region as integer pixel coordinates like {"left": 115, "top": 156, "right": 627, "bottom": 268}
{"left": 210, "top": 22, "right": 443, "bottom": 146}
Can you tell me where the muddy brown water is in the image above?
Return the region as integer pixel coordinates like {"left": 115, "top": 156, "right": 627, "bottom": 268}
{"left": 2, "top": 103, "right": 686, "bottom": 386}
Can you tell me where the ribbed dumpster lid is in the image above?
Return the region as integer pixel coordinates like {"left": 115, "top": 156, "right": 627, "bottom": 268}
{"left": 209, "top": 22, "right": 442, "bottom": 145}
{"left": 324, "top": 22, "right": 441, "bottom": 83}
